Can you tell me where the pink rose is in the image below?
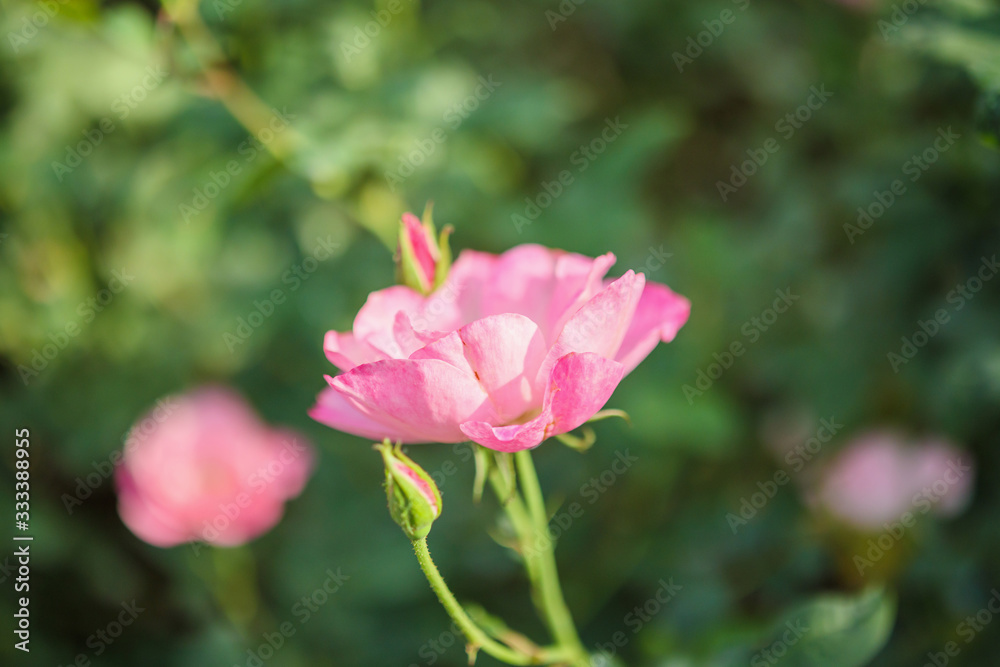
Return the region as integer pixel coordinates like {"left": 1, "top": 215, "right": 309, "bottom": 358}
{"left": 814, "top": 431, "right": 973, "bottom": 530}
{"left": 116, "top": 387, "right": 314, "bottom": 547}
{"left": 311, "top": 243, "right": 690, "bottom": 452}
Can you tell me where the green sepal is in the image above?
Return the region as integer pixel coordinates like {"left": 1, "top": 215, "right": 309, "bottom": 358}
{"left": 375, "top": 439, "right": 442, "bottom": 541}
{"left": 397, "top": 219, "right": 431, "bottom": 294}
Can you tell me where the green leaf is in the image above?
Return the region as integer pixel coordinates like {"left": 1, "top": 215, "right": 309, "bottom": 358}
{"left": 751, "top": 587, "right": 896, "bottom": 667}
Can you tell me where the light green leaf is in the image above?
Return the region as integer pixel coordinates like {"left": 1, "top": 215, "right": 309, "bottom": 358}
{"left": 750, "top": 587, "right": 896, "bottom": 667}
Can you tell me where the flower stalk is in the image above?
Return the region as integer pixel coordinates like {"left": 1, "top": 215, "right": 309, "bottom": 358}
{"left": 383, "top": 443, "right": 591, "bottom": 665}
{"left": 512, "top": 450, "right": 591, "bottom": 667}
{"left": 485, "top": 450, "right": 591, "bottom": 666}
{"left": 412, "top": 537, "right": 574, "bottom": 666}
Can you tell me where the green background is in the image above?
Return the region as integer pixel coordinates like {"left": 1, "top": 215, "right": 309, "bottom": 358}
{"left": 1, "top": 0, "right": 999, "bottom": 664}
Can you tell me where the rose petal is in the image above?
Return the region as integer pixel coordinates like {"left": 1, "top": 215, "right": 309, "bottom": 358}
{"left": 353, "top": 286, "right": 425, "bottom": 337}
{"left": 116, "top": 467, "right": 193, "bottom": 547}
{"left": 392, "top": 312, "right": 447, "bottom": 358}
{"left": 546, "top": 251, "right": 617, "bottom": 341}
{"left": 538, "top": 270, "right": 644, "bottom": 384}
{"left": 480, "top": 245, "right": 560, "bottom": 326}
{"left": 478, "top": 246, "right": 617, "bottom": 342}
{"left": 412, "top": 313, "right": 547, "bottom": 422}
{"left": 461, "top": 352, "right": 624, "bottom": 452}
{"left": 330, "top": 359, "right": 499, "bottom": 443}
{"left": 614, "top": 281, "right": 691, "bottom": 374}
{"left": 441, "top": 249, "right": 497, "bottom": 324}
{"left": 324, "top": 330, "right": 385, "bottom": 372}
{"left": 309, "top": 386, "right": 421, "bottom": 442}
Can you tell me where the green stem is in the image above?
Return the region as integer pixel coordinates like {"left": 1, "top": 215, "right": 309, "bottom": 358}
{"left": 412, "top": 537, "right": 571, "bottom": 666}
{"left": 513, "top": 450, "right": 591, "bottom": 667}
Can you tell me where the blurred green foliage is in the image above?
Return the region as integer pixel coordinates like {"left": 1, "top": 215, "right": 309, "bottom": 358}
{"left": 1, "top": 0, "right": 999, "bottom": 664}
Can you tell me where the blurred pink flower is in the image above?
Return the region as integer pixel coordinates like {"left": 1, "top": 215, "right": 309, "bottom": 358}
{"left": 814, "top": 431, "right": 973, "bottom": 530}
{"left": 116, "top": 387, "right": 314, "bottom": 547}
{"left": 311, "top": 243, "right": 690, "bottom": 452}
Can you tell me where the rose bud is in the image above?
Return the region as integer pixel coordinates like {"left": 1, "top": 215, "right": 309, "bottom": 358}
{"left": 376, "top": 439, "right": 442, "bottom": 541}
{"left": 396, "top": 205, "right": 452, "bottom": 295}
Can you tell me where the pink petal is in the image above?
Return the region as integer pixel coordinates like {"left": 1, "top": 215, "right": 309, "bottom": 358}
{"left": 539, "top": 270, "right": 645, "bottom": 384}
{"left": 544, "top": 352, "right": 625, "bottom": 435}
{"left": 392, "top": 312, "right": 447, "bottom": 358}
{"left": 353, "top": 285, "right": 426, "bottom": 343}
{"left": 445, "top": 249, "right": 497, "bottom": 324}
{"left": 546, "top": 251, "right": 617, "bottom": 341}
{"left": 412, "top": 314, "right": 547, "bottom": 422}
{"left": 614, "top": 282, "right": 691, "bottom": 374}
{"left": 330, "top": 359, "right": 499, "bottom": 443}
{"left": 461, "top": 352, "right": 624, "bottom": 452}
{"left": 116, "top": 467, "right": 192, "bottom": 547}
{"left": 309, "top": 386, "right": 421, "bottom": 442}
{"left": 480, "top": 245, "right": 559, "bottom": 325}
{"left": 459, "top": 419, "right": 549, "bottom": 454}
{"left": 324, "top": 330, "right": 385, "bottom": 372}
{"left": 417, "top": 245, "right": 617, "bottom": 341}
{"left": 479, "top": 246, "right": 618, "bottom": 342}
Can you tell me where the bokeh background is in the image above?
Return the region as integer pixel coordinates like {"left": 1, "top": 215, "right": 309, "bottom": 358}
{"left": 2, "top": 0, "right": 999, "bottom": 664}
